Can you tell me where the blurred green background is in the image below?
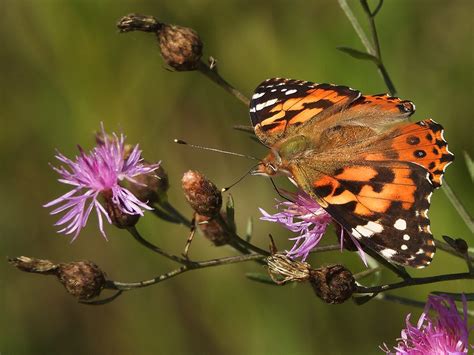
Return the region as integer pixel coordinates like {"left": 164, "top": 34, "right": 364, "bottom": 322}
{"left": 2, "top": 0, "right": 473, "bottom": 354}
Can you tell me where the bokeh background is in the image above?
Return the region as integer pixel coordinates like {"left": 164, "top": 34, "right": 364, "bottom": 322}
{"left": 2, "top": 0, "right": 473, "bottom": 354}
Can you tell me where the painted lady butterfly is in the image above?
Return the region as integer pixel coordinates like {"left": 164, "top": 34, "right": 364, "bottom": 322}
{"left": 250, "top": 78, "right": 454, "bottom": 268}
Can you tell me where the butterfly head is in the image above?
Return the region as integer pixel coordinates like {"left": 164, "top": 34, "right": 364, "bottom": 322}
{"left": 252, "top": 150, "right": 286, "bottom": 177}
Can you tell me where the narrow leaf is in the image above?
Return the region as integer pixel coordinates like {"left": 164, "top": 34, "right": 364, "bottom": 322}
{"left": 245, "top": 217, "right": 253, "bottom": 242}
{"left": 463, "top": 151, "right": 474, "bottom": 182}
{"left": 337, "top": 46, "right": 378, "bottom": 62}
{"left": 245, "top": 272, "right": 278, "bottom": 285}
{"left": 225, "top": 194, "right": 236, "bottom": 232}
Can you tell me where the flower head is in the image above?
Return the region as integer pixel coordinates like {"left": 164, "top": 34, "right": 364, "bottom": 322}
{"left": 383, "top": 294, "right": 472, "bottom": 354}
{"left": 260, "top": 190, "right": 366, "bottom": 263}
{"left": 44, "top": 124, "right": 159, "bottom": 240}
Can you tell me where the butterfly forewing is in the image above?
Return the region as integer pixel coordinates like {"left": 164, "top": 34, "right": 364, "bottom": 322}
{"left": 249, "top": 78, "right": 360, "bottom": 146}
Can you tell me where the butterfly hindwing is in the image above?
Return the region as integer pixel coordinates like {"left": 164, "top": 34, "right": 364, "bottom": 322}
{"left": 290, "top": 121, "right": 453, "bottom": 268}
{"left": 306, "top": 162, "right": 436, "bottom": 268}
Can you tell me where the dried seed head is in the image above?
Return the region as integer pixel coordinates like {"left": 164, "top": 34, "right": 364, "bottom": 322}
{"left": 102, "top": 190, "right": 140, "bottom": 229}
{"left": 127, "top": 164, "right": 169, "bottom": 204}
{"left": 182, "top": 170, "right": 222, "bottom": 217}
{"left": 9, "top": 257, "right": 106, "bottom": 300}
{"left": 266, "top": 253, "right": 312, "bottom": 284}
{"left": 56, "top": 261, "right": 106, "bottom": 300}
{"left": 309, "top": 265, "right": 355, "bottom": 304}
{"left": 195, "top": 213, "right": 231, "bottom": 246}
{"left": 117, "top": 13, "right": 162, "bottom": 33}
{"left": 8, "top": 256, "right": 59, "bottom": 274}
{"left": 157, "top": 24, "right": 203, "bottom": 71}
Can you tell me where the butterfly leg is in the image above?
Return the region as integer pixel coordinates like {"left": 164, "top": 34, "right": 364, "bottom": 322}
{"left": 182, "top": 213, "right": 197, "bottom": 259}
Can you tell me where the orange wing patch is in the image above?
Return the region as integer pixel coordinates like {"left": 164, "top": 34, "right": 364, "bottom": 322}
{"left": 364, "top": 119, "right": 454, "bottom": 187}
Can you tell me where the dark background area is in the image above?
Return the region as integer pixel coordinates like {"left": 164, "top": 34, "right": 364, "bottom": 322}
{"left": 2, "top": 0, "right": 473, "bottom": 354}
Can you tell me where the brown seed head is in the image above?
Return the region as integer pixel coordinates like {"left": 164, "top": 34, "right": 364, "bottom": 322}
{"left": 127, "top": 164, "right": 169, "bottom": 204}
{"left": 102, "top": 190, "right": 139, "bottom": 229}
{"left": 309, "top": 265, "right": 355, "bottom": 304}
{"left": 182, "top": 170, "right": 222, "bottom": 217}
{"left": 57, "top": 261, "right": 106, "bottom": 300}
{"left": 157, "top": 24, "right": 203, "bottom": 71}
{"left": 195, "top": 213, "right": 231, "bottom": 246}
{"left": 266, "top": 254, "right": 312, "bottom": 284}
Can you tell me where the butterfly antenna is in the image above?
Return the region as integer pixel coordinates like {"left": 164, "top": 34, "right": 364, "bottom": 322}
{"left": 221, "top": 163, "right": 260, "bottom": 192}
{"left": 174, "top": 139, "right": 259, "bottom": 161}
{"left": 270, "top": 178, "right": 294, "bottom": 202}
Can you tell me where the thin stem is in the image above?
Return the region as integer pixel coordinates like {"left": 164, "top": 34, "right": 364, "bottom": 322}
{"left": 377, "top": 293, "right": 474, "bottom": 317}
{"left": 127, "top": 226, "right": 189, "bottom": 265}
{"left": 435, "top": 237, "right": 474, "bottom": 262}
{"left": 337, "top": 0, "right": 375, "bottom": 55}
{"left": 197, "top": 60, "right": 250, "bottom": 106}
{"left": 107, "top": 253, "right": 265, "bottom": 290}
{"left": 354, "top": 266, "right": 381, "bottom": 280}
{"left": 156, "top": 200, "right": 193, "bottom": 228}
{"left": 356, "top": 272, "right": 473, "bottom": 295}
{"left": 441, "top": 181, "right": 474, "bottom": 234}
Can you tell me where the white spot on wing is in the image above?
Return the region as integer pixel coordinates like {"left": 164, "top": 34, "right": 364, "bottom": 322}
{"left": 416, "top": 248, "right": 424, "bottom": 255}
{"left": 403, "top": 234, "right": 410, "bottom": 241}
{"left": 355, "top": 221, "right": 384, "bottom": 237}
{"left": 381, "top": 248, "right": 397, "bottom": 258}
{"left": 252, "top": 92, "right": 265, "bottom": 100}
{"left": 394, "top": 219, "right": 407, "bottom": 231}
{"left": 351, "top": 228, "right": 362, "bottom": 239}
{"left": 427, "top": 192, "right": 433, "bottom": 203}
{"left": 255, "top": 98, "right": 278, "bottom": 111}
{"left": 401, "top": 244, "right": 408, "bottom": 251}
{"left": 285, "top": 89, "right": 297, "bottom": 95}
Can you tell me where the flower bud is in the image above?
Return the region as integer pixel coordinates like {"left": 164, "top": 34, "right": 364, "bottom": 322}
{"left": 157, "top": 24, "right": 203, "bottom": 71}
{"left": 266, "top": 253, "right": 312, "bottom": 284}
{"left": 195, "top": 213, "right": 231, "bottom": 246}
{"left": 127, "top": 164, "right": 169, "bottom": 204}
{"left": 182, "top": 170, "right": 222, "bottom": 217}
{"left": 102, "top": 190, "right": 140, "bottom": 228}
{"left": 309, "top": 265, "right": 355, "bottom": 304}
{"left": 56, "top": 261, "right": 106, "bottom": 300}
{"left": 9, "top": 257, "right": 106, "bottom": 300}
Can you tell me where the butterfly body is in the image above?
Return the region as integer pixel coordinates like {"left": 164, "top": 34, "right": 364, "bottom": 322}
{"left": 250, "top": 78, "right": 454, "bottom": 268}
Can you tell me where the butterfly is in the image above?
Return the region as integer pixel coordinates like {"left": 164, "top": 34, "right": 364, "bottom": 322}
{"left": 250, "top": 78, "right": 454, "bottom": 268}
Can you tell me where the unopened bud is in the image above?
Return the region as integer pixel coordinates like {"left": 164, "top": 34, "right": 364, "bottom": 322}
{"left": 127, "top": 164, "right": 169, "bottom": 204}
{"left": 266, "top": 254, "right": 312, "bottom": 284}
{"left": 117, "top": 14, "right": 203, "bottom": 71}
{"left": 9, "top": 257, "right": 106, "bottom": 300}
{"left": 309, "top": 265, "right": 355, "bottom": 304}
{"left": 56, "top": 261, "right": 106, "bottom": 300}
{"left": 182, "top": 170, "right": 222, "bottom": 217}
{"left": 102, "top": 190, "right": 139, "bottom": 228}
{"left": 195, "top": 213, "right": 231, "bottom": 246}
{"left": 157, "top": 24, "right": 203, "bottom": 71}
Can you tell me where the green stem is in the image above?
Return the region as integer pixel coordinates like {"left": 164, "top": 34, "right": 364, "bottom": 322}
{"left": 197, "top": 60, "right": 250, "bottom": 106}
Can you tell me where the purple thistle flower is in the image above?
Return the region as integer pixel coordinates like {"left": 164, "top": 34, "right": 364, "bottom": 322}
{"left": 44, "top": 124, "right": 159, "bottom": 240}
{"left": 382, "top": 294, "right": 472, "bottom": 354}
{"left": 259, "top": 190, "right": 367, "bottom": 263}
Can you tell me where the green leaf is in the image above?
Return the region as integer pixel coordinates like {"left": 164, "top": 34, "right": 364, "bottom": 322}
{"left": 430, "top": 292, "right": 474, "bottom": 302}
{"left": 463, "top": 151, "right": 474, "bottom": 182}
{"left": 225, "top": 194, "right": 236, "bottom": 232}
{"left": 245, "top": 217, "right": 253, "bottom": 242}
{"left": 245, "top": 272, "right": 278, "bottom": 285}
{"left": 337, "top": 46, "right": 378, "bottom": 62}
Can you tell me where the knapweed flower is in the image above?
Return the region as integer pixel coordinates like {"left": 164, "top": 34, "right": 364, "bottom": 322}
{"left": 382, "top": 294, "right": 472, "bottom": 354}
{"left": 260, "top": 190, "right": 366, "bottom": 263}
{"left": 44, "top": 125, "right": 159, "bottom": 240}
